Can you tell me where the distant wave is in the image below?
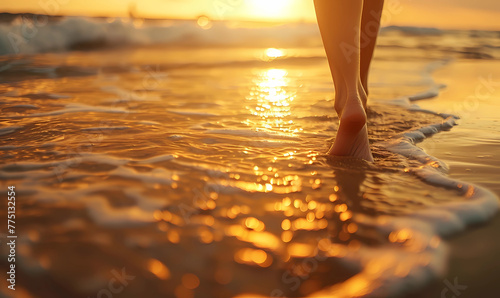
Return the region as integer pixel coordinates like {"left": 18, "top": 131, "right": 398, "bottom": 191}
{"left": 0, "top": 16, "right": 322, "bottom": 55}
{"left": 0, "top": 16, "right": 498, "bottom": 58}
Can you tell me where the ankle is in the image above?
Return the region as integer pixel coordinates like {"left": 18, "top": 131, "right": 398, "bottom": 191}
{"left": 335, "top": 91, "right": 364, "bottom": 117}
{"left": 357, "top": 84, "right": 368, "bottom": 111}
{"left": 334, "top": 91, "right": 345, "bottom": 116}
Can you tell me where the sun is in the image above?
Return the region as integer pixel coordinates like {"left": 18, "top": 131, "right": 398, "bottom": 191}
{"left": 248, "top": 0, "right": 291, "bottom": 18}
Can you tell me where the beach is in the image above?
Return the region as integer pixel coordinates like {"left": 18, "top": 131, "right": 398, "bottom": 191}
{"left": 413, "top": 59, "right": 500, "bottom": 297}
{"left": 0, "top": 17, "right": 499, "bottom": 298}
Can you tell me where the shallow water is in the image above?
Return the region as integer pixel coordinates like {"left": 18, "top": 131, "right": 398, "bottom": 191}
{"left": 0, "top": 25, "right": 499, "bottom": 298}
{"left": 417, "top": 60, "right": 500, "bottom": 196}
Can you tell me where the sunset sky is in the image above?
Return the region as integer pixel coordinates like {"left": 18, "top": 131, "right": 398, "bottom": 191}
{"left": 1, "top": 0, "right": 499, "bottom": 30}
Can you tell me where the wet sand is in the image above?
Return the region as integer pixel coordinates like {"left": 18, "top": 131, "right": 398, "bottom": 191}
{"left": 414, "top": 216, "right": 500, "bottom": 297}
{"left": 414, "top": 59, "right": 500, "bottom": 297}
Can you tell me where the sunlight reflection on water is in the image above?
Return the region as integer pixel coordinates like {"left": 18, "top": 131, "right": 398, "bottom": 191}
{"left": 246, "top": 68, "right": 300, "bottom": 135}
{"left": 0, "top": 45, "right": 484, "bottom": 298}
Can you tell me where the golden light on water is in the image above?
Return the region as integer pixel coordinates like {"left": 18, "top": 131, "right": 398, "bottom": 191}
{"left": 287, "top": 242, "right": 315, "bottom": 258}
{"left": 147, "top": 259, "right": 171, "bottom": 280}
{"left": 182, "top": 273, "right": 201, "bottom": 289}
{"left": 245, "top": 217, "right": 265, "bottom": 231}
{"left": 265, "top": 48, "right": 285, "bottom": 59}
{"left": 234, "top": 248, "right": 273, "bottom": 267}
{"left": 199, "top": 228, "right": 214, "bottom": 244}
{"left": 226, "top": 224, "right": 281, "bottom": 251}
{"left": 254, "top": 68, "right": 290, "bottom": 128}
{"left": 281, "top": 219, "right": 291, "bottom": 230}
{"left": 246, "top": 66, "right": 300, "bottom": 136}
{"left": 389, "top": 228, "right": 414, "bottom": 244}
{"left": 167, "top": 230, "right": 180, "bottom": 243}
{"left": 281, "top": 230, "right": 293, "bottom": 242}
{"left": 262, "top": 48, "right": 286, "bottom": 61}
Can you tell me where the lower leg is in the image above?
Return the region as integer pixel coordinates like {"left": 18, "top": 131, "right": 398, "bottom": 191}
{"left": 314, "top": 0, "right": 363, "bottom": 113}
{"left": 360, "top": 0, "right": 384, "bottom": 99}
{"left": 314, "top": 0, "right": 373, "bottom": 161}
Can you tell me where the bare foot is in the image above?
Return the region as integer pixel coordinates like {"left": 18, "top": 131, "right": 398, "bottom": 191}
{"left": 328, "top": 94, "right": 374, "bottom": 162}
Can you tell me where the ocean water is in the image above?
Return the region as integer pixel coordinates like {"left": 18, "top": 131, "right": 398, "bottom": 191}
{"left": 0, "top": 17, "right": 499, "bottom": 298}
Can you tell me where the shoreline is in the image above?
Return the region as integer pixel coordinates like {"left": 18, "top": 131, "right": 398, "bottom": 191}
{"left": 412, "top": 59, "right": 500, "bottom": 297}
{"left": 411, "top": 214, "right": 500, "bottom": 297}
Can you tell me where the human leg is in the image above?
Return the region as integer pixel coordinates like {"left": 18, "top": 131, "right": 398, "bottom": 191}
{"left": 314, "top": 0, "right": 373, "bottom": 161}
{"left": 360, "top": 0, "right": 384, "bottom": 98}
